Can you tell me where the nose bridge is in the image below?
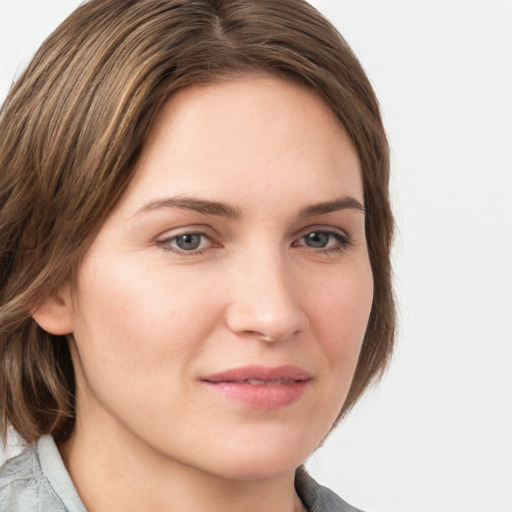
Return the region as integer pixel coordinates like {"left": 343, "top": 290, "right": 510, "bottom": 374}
{"left": 225, "top": 242, "right": 308, "bottom": 341}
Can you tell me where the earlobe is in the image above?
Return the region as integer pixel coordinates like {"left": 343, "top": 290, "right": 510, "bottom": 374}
{"left": 32, "top": 290, "right": 74, "bottom": 335}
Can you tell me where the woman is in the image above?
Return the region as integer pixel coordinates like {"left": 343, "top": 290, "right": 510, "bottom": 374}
{"left": 0, "top": 0, "right": 395, "bottom": 510}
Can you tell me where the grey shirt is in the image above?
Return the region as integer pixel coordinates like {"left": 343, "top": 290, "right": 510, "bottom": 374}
{"left": 0, "top": 436, "right": 363, "bottom": 512}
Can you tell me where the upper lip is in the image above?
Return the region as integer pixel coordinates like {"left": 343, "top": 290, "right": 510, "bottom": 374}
{"left": 202, "top": 365, "right": 311, "bottom": 383}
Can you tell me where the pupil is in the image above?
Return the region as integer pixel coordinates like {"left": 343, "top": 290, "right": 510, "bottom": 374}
{"left": 176, "top": 233, "right": 201, "bottom": 250}
{"left": 306, "top": 232, "right": 328, "bottom": 248}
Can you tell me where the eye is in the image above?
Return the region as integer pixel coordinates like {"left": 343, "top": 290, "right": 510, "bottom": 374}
{"left": 294, "top": 229, "right": 351, "bottom": 253}
{"left": 174, "top": 233, "right": 203, "bottom": 251}
{"left": 303, "top": 231, "right": 331, "bottom": 248}
{"left": 156, "top": 231, "right": 215, "bottom": 253}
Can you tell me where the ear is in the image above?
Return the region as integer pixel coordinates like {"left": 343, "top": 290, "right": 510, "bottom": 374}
{"left": 32, "top": 288, "right": 74, "bottom": 335}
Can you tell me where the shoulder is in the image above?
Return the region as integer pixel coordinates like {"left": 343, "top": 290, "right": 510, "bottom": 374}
{"left": 295, "top": 466, "right": 365, "bottom": 512}
{"left": 0, "top": 440, "right": 69, "bottom": 512}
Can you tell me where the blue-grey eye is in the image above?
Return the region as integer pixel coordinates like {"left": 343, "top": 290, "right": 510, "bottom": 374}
{"left": 304, "top": 231, "right": 330, "bottom": 248}
{"left": 175, "top": 233, "right": 202, "bottom": 251}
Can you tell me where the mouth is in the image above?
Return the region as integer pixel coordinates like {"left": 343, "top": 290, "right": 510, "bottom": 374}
{"left": 230, "top": 378, "right": 298, "bottom": 386}
{"left": 201, "top": 365, "right": 311, "bottom": 409}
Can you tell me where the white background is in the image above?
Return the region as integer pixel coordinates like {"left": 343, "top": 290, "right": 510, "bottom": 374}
{"left": 1, "top": 1, "right": 511, "bottom": 511}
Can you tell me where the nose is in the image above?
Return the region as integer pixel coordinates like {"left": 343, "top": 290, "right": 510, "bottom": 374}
{"left": 225, "top": 248, "right": 309, "bottom": 343}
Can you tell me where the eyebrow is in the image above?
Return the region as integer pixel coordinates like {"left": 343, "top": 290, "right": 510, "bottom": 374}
{"left": 135, "top": 195, "right": 365, "bottom": 219}
{"left": 298, "top": 196, "right": 366, "bottom": 218}
{"left": 135, "top": 197, "right": 242, "bottom": 218}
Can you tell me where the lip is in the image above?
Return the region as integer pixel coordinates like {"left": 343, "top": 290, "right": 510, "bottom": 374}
{"left": 201, "top": 365, "right": 311, "bottom": 410}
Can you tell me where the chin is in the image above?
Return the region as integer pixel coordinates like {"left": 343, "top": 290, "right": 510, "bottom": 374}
{"left": 198, "top": 430, "right": 317, "bottom": 482}
{"left": 209, "top": 454, "right": 302, "bottom": 483}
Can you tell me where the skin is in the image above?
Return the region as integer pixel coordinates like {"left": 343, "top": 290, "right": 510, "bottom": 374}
{"left": 35, "top": 77, "right": 373, "bottom": 512}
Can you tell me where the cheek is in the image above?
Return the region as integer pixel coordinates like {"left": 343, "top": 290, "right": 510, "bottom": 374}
{"left": 71, "top": 252, "right": 221, "bottom": 398}
{"left": 313, "top": 260, "right": 373, "bottom": 362}
{"left": 291, "top": 259, "right": 373, "bottom": 447}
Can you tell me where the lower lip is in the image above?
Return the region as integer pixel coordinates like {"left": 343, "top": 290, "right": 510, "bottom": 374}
{"left": 203, "top": 381, "right": 309, "bottom": 409}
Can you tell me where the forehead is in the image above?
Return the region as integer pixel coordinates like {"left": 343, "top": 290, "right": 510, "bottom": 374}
{"left": 117, "top": 76, "right": 362, "bottom": 215}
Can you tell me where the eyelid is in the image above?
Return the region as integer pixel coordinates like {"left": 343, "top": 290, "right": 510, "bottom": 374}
{"left": 292, "top": 224, "right": 351, "bottom": 241}
{"left": 155, "top": 223, "right": 218, "bottom": 240}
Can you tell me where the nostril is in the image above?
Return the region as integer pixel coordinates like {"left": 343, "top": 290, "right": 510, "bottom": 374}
{"left": 242, "top": 331, "right": 279, "bottom": 343}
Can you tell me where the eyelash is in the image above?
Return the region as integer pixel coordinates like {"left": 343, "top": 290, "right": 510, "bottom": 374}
{"left": 156, "top": 231, "right": 216, "bottom": 255}
{"left": 292, "top": 229, "right": 353, "bottom": 255}
{"left": 155, "top": 228, "right": 353, "bottom": 256}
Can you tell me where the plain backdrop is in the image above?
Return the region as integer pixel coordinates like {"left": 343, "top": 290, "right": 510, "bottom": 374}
{"left": 1, "top": 1, "right": 511, "bottom": 511}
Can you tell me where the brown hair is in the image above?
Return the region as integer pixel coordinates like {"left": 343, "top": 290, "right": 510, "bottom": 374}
{"left": 0, "top": 0, "right": 394, "bottom": 444}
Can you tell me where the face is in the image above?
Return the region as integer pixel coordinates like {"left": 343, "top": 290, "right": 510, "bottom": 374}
{"left": 65, "top": 77, "right": 373, "bottom": 481}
